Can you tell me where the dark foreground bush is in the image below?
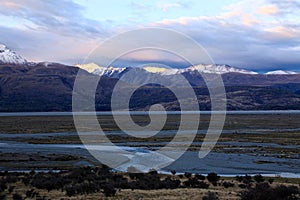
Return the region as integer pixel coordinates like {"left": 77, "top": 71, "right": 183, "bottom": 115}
{"left": 102, "top": 184, "right": 116, "bottom": 197}
{"left": 202, "top": 191, "right": 218, "bottom": 200}
{"left": 207, "top": 173, "right": 220, "bottom": 185}
{"left": 195, "top": 173, "right": 206, "bottom": 180}
{"left": 184, "top": 172, "right": 192, "bottom": 178}
{"left": 161, "top": 177, "right": 181, "bottom": 189}
{"left": 222, "top": 181, "right": 234, "bottom": 188}
{"left": 240, "top": 182, "right": 299, "bottom": 200}
{"left": 183, "top": 178, "right": 209, "bottom": 189}
{"left": 236, "top": 175, "right": 252, "bottom": 184}
{"left": 253, "top": 174, "right": 264, "bottom": 183}
{"left": 0, "top": 194, "right": 6, "bottom": 200}
{"left": 12, "top": 193, "right": 22, "bottom": 200}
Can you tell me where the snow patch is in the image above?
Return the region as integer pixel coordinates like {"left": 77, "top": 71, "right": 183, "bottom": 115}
{"left": 265, "top": 70, "right": 298, "bottom": 75}
{"left": 75, "top": 63, "right": 101, "bottom": 73}
{"left": 0, "top": 43, "right": 27, "bottom": 65}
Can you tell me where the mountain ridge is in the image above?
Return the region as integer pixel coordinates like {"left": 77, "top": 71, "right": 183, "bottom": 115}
{"left": 0, "top": 44, "right": 300, "bottom": 111}
{"left": 0, "top": 43, "right": 298, "bottom": 75}
{"left": 76, "top": 63, "right": 299, "bottom": 76}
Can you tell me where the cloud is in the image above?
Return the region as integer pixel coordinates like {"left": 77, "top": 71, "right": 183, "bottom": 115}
{"left": 264, "top": 26, "right": 300, "bottom": 39}
{"left": 0, "top": 0, "right": 299, "bottom": 72}
{"left": 258, "top": 4, "right": 279, "bottom": 15}
{"left": 0, "top": 0, "right": 116, "bottom": 63}
{"left": 129, "top": 2, "right": 149, "bottom": 10}
{"left": 148, "top": 0, "right": 300, "bottom": 70}
{"left": 157, "top": 2, "right": 182, "bottom": 12}
{"left": 0, "top": 25, "right": 98, "bottom": 64}
{"left": 0, "top": 0, "right": 111, "bottom": 38}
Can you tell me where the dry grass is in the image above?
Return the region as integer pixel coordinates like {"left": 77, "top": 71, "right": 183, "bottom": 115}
{"left": 3, "top": 178, "right": 299, "bottom": 200}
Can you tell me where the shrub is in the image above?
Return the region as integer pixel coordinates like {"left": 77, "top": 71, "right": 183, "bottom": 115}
{"left": 222, "top": 181, "right": 234, "bottom": 188}
{"left": 161, "top": 177, "right": 180, "bottom": 189}
{"left": 12, "top": 193, "right": 22, "bottom": 200}
{"left": 102, "top": 184, "right": 116, "bottom": 197}
{"left": 195, "top": 173, "right": 206, "bottom": 180}
{"left": 183, "top": 178, "right": 209, "bottom": 189}
{"left": 0, "top": 182, "right": 7, "bottom": 192}
{"left": 240, "top": 182, "right": 299, "bottom": 200}
{"left": 236, "top": 175, "right": 243, "bottom": 182}
{"left": 31, "top": 174, "right": 63, "bottom": 191}
{"left": 207, "top": 173, "right": 220, "bottom": 185}
{"left": 148, "top": 170, "right": 158, "bottom": 175}
{"left": 236, "top": 175, "right": 252, "bottom": 185}
{"left": 25, "top": 189, "right": 36, "bottom": 198}
{"left": 240, "top": 182, "right": 271, "bottom": 200}
{"left": 253, "top": 174, "right": 264, "bottom": 183}
{"left": 184, "top": 172, "right": 192, "bottom": 179}
{"left": 0, "top": 194, "right": 6, "bottom": 200}
{"left": 202, "top": 191, "right": 218, "bottom": 200}
{"left": 273, "top": 185, "right": 299, "bottom": 200}
{"left": 65, "top": 185, "right": 77, "bottom": 197}
{"left": 198, "top": 181, "right": 210, "bottom": 189}
{"left": 268, "top": 178, "right": 274, "bottom": 184}
{"left": 6, "top": 175, "right": 18, "bottom": 183}
{"left": 8, "top": 186, "right": 15, "bottom": 193}
{"left": 243, "top": 175, "right": 252, "bottom": 184}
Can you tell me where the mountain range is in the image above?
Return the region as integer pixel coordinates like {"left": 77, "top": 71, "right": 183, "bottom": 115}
{"left": 75, "top": 62, "right": 299, "bottom": 76}
{"left": 1, "top": 43, "right": 300, "bottom": 111}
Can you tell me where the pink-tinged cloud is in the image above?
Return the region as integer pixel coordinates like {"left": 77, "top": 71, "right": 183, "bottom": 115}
{"left": 264, "top": 26, "right": 300, "bottom": 39}
{"left": 258, "top": 4, "right": 279, "bottom": 15}
{"left": 120, "top": 49, "right": 185, "bottom": 64}
{"left": 0, "top": 0, "right": 300, "bottom": 71}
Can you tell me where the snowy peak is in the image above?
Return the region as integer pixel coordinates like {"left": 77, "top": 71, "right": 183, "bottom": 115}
{"left": 76, "top": 63, "right": 300, "bottom": 77}
{"left": 187, "top": 64, "right": 258, "bottom": 74}
{"left": 143, "top": 66, "right": 169, "bottom": 73}
{"left": 0, "top": 44, "right": 5, "bottom": 51}
{"left": 79, "top": 63, "right": 260, "bottom": 77}
{"left": 75, "top": 63, "right": 101, "bottom": 73}
{"left": 76, "top": 63, "right": 127, "bottom": 77}
{"left": 93, "top": 66, "right": 127, "bottom": 77}
{"left": 143, "top": 64, "right": 258, "bottom": 75}
{"left": 143, "top": 66, "right": 180, "bottom": 75}
{"left": 265, "top": 70, "right": 299, "bottom": 75}
{"left": 0, "top": 44, "right": 27, "bottom": 65}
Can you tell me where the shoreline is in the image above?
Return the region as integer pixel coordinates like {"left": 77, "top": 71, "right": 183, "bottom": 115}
{"left": 2, "top": 169, "right": 299, "bottom": 179}
{"left": 1, "top": 110, "right": 300, "bottom": 116}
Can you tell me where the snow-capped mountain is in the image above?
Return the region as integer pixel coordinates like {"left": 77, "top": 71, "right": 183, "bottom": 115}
{"left": 76, "top": 63, "right": 127, "bottom": 78}
{"left": 144, "top": 64, "right": 258, "bottom": 75}
{"left": 77, "top": 63, "right": 258, "bottom": 77}
{"left": 93, "top": 66, "right": 127, "bottom": 77}
{"left": 186, "top": 64, "right": 258, "bottom": 74}
{"left": 75, "top": 63, "right": 101, "bottom": 73}
{"left": 265, "top": 70, "right": 299, "bottom": 75}
{"left": 0, "top": 44, "right": 27, "bottom": 65}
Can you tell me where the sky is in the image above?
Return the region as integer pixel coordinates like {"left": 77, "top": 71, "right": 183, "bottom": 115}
{"left": 0, "top": 0, "right": 299, "bottom": 72}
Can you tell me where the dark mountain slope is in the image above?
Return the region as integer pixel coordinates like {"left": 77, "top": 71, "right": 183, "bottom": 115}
{"left": 1, "top": 63, "right": 300, "bottom": 111}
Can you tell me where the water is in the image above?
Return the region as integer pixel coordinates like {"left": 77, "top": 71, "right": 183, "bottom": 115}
{"left": 0, "top": 140, "right": 299, "bottom": 177}
{"left": 0, "top": 111, "right": 299, "bottom": 177}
